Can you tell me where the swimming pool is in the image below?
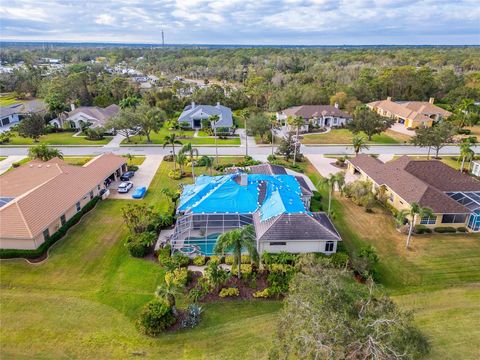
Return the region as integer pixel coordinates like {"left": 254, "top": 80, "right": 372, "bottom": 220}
{"left": 183, "top": 233, "right": 221, "bottom": 256}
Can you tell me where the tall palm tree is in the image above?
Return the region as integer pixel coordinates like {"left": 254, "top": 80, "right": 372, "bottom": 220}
{"left": 28, "top": 144, "right": 63, "bottom": 161}
{"left": 163, "top": 134, "right": 183, "bottom": 170}
{"left": 459, "top": 138, "right": 476, "bottom": 172}
{"left": 209, "top": 115, "right": 220, "bottom": 165}
{"left": 352, "top": 135, "right": 370, "bottom": 155}
{"left": 287, "top": 116, "right": 304, "bottom": 165}
{"left": 214, "top": 225, "right": 259, "bottom": 279}
{"left": 405, "top": 202, "right": 434, "bottom": 249}
{"left": 270, "top": 115, "right": 280, "bottom": 156}
{"left": 181, "top": 142, "right": 199, "bottom": 180}
{"left": 239, "top": 109, "right": 250, "bottom": 157}
{"left": 319, "top": 172, "right": 345, "bottom": 216}
{"left": 455, "top": 98, "right": 476, "bottom": 129}
{"left": 200, "top": 155, "right": 214, "bottom": 175}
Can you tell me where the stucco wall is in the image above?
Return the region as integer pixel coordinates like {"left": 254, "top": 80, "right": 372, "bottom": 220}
{"left": 259, "top": 240, "right": 338, "bottom": 254}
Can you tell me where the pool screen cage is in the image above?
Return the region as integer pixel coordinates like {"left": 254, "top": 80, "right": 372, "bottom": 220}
{"left": 447, "top": 191, "right": 480, "bottom": 232}
{"left": 170, "top": 213, "right": 254, "bottom": 255}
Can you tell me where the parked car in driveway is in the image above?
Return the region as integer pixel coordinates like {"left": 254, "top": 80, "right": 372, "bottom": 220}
{"left": 120, "top": 171, "right": 135, "bottom": 181}
{"left": 118, "top": 182, "right": 133, "bottom": 193}
{"left": 132, "top": 186, "right": 147, "bottom": 199}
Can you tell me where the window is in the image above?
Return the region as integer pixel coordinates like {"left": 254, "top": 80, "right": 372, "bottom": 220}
{"left": 442, "top": 214, "right": 467, "bottom": 224}
{"left": 43, "top": 228, "right": 50, "bottom": 241}
{"left": 76, "top": 202, "right": 81, "bottom": 212}
{"left": 269, "top": 242, "right": 286, "bottom": 246}
{"left": 89, "top": 191, "right": 94, "bottom": 200}
{"left": 420, "top": 215, "right": 436, "bottom": 225}
{"left": 325, "top": 241, "right": 334, "bottom": 252}
{"left": 60, "top": 214, "right": 66, "bottom": 226}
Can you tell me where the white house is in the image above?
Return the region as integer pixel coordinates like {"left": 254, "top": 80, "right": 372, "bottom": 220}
{"left": 178, "top": 102, "right": 233, "bottom": 129}
{"left": 277, "top": 104, "right": 352, "bottom": 133}
{"left": 0, "top": 105, "right": 22, "bottom": 131}
{"left": 50, "top": 104, "right": 120, "bottom": 130}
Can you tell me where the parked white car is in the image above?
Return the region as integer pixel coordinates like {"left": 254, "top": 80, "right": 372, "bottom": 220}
{"left": 117, "top": 181, "right": 133, "bottom": 193}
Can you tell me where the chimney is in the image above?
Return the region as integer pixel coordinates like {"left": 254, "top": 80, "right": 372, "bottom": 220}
{"left": 334, "top": 102, "right": 339, "bottom": 109}
{"left": 70, "top": 103, "right": 76, "bottom": 111}
{"left": 191, "top": 101, "right": 195, "bottom": 109}
{"left": 429, "top": 97, "right": 434, "bottom": 104}
{"left": 240, "top": 173, "right": 248, "bottom": 186}
{"left": 386, "top": 96, "right": 392, "bottom": 102}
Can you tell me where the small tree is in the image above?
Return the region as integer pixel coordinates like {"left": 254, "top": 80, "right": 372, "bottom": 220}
{"left": 155, "top": 270, "right": 184, "bottom": 315}
{"left": 106, "top": 108, "right": 139, "bottom": 143}
{"left": 351, "top": 135, "right": 369, "bottom": 155}
{"left": 349, "top": 107, "right": 394, "bottom": 140}
{"left": 406, "top": 202, "right": 434, "bottom": 249}
{"left": 200, "top": 155, "right": 214, "bottom": 175}
{"left": 163, "top": 133, "right": 183, "bottom": 170}
{"left": 136, "top": 104, "right": 167, "bottom": 143}
{"left": 180, "top": 142, "right": 199, "bottom": 179}
{"left": 411, "top": 126, "right": 434, "bottom": 159}
{"left": 28, "top": 143, "right": 63, "bottom": 161}
{"left": 247, "top": 112, "right": 270, "bottom": 143}
{"left": 214, "top": 225, "right": 259, "bottom": 279}
{"left": 319, "top": 172, "right": 345, "bottom": 216}
{"left": 459, "top": 138, "right": 476, "bottom": 172}
{"left": 137, "top": 299, "right": 176, "bottom": 336}
{"left": 121, "top": 203, "right": 158, "bottom": 234}
{"left": 277, "top": 133, "right": 300, "bottom": 161}
{"left": 17, "top": 112, "right": 45, "bottom": 141}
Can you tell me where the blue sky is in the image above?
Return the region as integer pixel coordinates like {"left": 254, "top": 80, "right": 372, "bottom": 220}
{"left": 1, "top": 0, "right": 479, "bottom": 45}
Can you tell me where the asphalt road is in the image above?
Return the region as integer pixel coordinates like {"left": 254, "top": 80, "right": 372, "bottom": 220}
{"left": 0, "top": 144, "right": 467, "bottom": 157}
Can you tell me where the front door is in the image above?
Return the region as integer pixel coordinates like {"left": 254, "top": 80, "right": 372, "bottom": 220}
{"left": 193, "top": 119, "right": 201, "bottom": 128}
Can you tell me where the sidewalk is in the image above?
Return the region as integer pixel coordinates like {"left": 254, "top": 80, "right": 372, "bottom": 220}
{"left": 0, "top": 155, "right": 27, "bottom": 175}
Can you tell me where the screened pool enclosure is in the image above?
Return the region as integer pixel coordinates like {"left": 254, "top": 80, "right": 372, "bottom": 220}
{"left": 171, "top": 213, "right": 254, "bottom": 256}
{"left": 447, "top": 191, "right": 480, "bottom": 232}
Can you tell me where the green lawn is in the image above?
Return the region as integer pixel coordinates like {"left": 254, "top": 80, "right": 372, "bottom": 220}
{"left": 4, "top": 132, "right": 112, "bottom": 145}
{"left": 301, "top": 128, "right": 411, "bottom": 145}
{"left": 126, "top": 128, "right": 240, "bottom": 145}
{"left": 60, "top": 156, "right": 146, "bottom": 167}
{"left": 0, "top": 93, "right": 25, "bottom": 107}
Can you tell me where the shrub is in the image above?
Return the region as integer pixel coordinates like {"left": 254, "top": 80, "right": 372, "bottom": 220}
{"left": 457, "top": 226, "right": 468, "bottom": 233}
{"left": 168, "top": 169, "right": 182, "bottom": 180}
{"left": 219, "top": 287, "right": 239, "bottom": 298}
{"left": 262, "top": 252, "right": 297, "bottom": 265}
{"left": 193, "top": 255, "right": 206, "bottom": 266}
{"left": 125, "top": 231, "right": 156, "bottom": 257}
{"left": 204, "top": 260, "right": 230, "bottom": 289}
{"left": 415, "top": 224, "right": 432, "bottom": 234}
{"left": 434, "top": 226, "right": 457, "bottom": 233}
{"left": 172, "top": 252, "right": 190, "bottom": 267}
{"left": 128, "top": 165, "right": 139, "bottom": 172}
{"left": 136, "top": 299, "right": 176, "bottom": 336}
{"left": 163, "top": 154, "right": 174, "bottom": 162}
{"left": 253, "top": 288, "right": 272, "bottom": 298}
{"left": 351, "top": 245, "right": 379, "bottom": 280}
{"left": 330, "top": 252, "right": 350, "bottom": 268}
{"left": 267, "top": 263, "right": 296, "bottom": 295}
{"left": 457, "top": 128, "right": 471, "bottom": 135}
{"left": 241, "top": 254, "right": 251, "bottom": 264}
{"left": 231, "top": 264, "right": 253, "bottom": 277}
{"left": 180, "top": 304, "right": 203, "bottom": 329}
{"left": 225, "top": 255, "right": 234, "bottom": 265}
{"left": 12, "top": 162, "right": 20, "bottom": 168}
{"left": 267, "top": 154, "right": 277, "bottom": 162}
{"left": 208, "top": 255, "right": 223, "bottom": 264}
{"left": 0, "top": 196, "right": 100, "bottom": 259}
{"left": 165, "top": 268, "right": 189, "bottom": 287}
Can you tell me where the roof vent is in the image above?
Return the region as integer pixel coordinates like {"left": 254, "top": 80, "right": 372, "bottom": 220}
{"left": 240, "top": 173, "right": 248, "bottom": 186}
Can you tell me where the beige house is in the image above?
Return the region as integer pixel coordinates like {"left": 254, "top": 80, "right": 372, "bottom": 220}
{"left": 367, "top": 97, "right": 451, "bottom": 129}
{"left": 347, "top": 155, "right": 480, "bottom": 231}
{"left": 0, "top": 154, "right": 127, "bottom": 250}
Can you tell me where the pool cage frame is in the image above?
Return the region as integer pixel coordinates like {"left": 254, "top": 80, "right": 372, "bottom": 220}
{"left": 447, "top": 191, "right": 480, "bottom": 232}
{"left": 170, "top": 213, "right": 254, "bottom": 255}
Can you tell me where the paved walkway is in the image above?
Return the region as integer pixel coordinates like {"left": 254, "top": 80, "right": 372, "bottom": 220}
{"left": 109, "top": 155, "right": 163, "bottom": 199}
{"left": 237, "top": 129, "right": 256, "bottom": 149}
{"left": 0, "top": 155, "right": 27, "bottom": 175}
{"left": 104, "top": 133, "right": 126, "bottom": 148}
{"left": 306, "top": 154, "right": 358, "bottom": 183}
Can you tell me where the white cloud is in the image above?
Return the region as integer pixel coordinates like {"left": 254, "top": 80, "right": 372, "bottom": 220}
{"left": 95, "top": 14, "right": 115, "bottom": 26}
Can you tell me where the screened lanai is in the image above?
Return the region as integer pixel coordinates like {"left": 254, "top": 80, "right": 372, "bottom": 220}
{"left": 171, "top": 213, "right": 254, "bottom": 256}
{"left": 447, "top": 191, "right": 480, "bottom": 232}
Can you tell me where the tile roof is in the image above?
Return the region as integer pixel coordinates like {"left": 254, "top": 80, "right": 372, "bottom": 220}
{"left": 281, "top": 105, "right": 351, "bottom": 119}
{"left": 348, "top": 155, "right": 480, "bottom": 213}
{"left": 0, "top": 154, "right": 126, "bottom": 239}
{"left": 367, "top": 99, "right": 451, "bottom": 122}
{"left": 67, "top": 104, "right": 120, "bottom": 125}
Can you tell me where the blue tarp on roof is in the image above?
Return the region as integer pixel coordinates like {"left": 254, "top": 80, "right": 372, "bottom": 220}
{"left": 177, "top": 173, "right": 307, "bottom": 219}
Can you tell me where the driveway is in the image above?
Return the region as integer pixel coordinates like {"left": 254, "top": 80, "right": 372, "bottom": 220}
{"left": 390, "top": 123, "right": 415, "bottom": 136}
{"left": 0, "top": 155, "right": 27, "bottom": 175}
{"left": 109, "top": 155, "right": 163, "bottom": 199}
{"left": 306, "top": 154, "right": 358, "bottom": 183}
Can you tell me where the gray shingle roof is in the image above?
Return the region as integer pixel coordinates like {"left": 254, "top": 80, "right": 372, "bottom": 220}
{"left": 178, "top": 103, "right": 233, "bottom": 128}
{"left": 282, "top": 105, "right": 351, "bottom": 119}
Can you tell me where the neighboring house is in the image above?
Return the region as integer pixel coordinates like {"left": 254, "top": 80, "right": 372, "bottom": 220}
{"left": 50, "top": 104, "right": 120, "bottom": 130}
{"left": 277, "top": 104, "right": 352, "bottom": 133}
{"left": 367, "top": 97, "right": 452, "bottom": 129}
{"left": 249, "top": 164, "right": 314, "bottom": 208}
{"left": 171, "top": 170, "right": 341, "bottom": 256}
{"left": 472, "top": 161, "right": 480, "bottom": 177}
{"left": 0, "top": 100, "right": 46, "bottom": 132}
{"left": 178, "top": 102, "right": 233, "bottom": 129}
{"left": 347, "top": 154, "right": 480, "bottom": 232}
{"left": 0, "top": 154, "right": 127, "bottom": 250}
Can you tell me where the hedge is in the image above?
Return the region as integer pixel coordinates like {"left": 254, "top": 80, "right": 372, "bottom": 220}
{"left": 434, "top": 226, "right": 457, "bottom": 233}
{"left": 0, "top": 196, "right": 101, "bottom": 259}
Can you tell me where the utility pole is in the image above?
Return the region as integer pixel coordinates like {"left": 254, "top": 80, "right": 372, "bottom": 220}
{"left": 162, "top": 30, "right": 165, "bottom": 47}
{"left": 245, "top": 117, "right": 248, "bottom": 157}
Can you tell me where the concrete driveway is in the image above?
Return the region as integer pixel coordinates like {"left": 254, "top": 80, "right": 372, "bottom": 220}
{"left": 0, "top": 155, "right": 27, "bottom": 175}
{"left": 306, "top": 154, "right": 358, "bottom": 183}
{"left": 109, "top": 155, "right": 163, "bottom": 199}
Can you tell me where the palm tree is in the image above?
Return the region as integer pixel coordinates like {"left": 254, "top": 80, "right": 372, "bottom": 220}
{"left": 176, "top": 152, "right": 187, "bottom": 174}
{"left": 200, "top": 155, "right": 214, "bottom": 175}
{"left": 125, "top": 153, "right": 134, "bottom": 166}
{"left": 459, "top": 138, "right": 476, "bottom": 172}
{"left": 155, "top": 274, "right": 180, "bottom": 315}
{"left": 319, "top": 172, "right": 345, "bottom": 216}
{"left": 352, "top": 135, "right": 370, "bottom": 155}
{"left": 180, "top": 143, "right": 199, "bottom": 179}
{"left": 209, "top": 115, "right": 220, "bottom": 165}
{"left": 239, "top": 109, "right": 250, "bottom": 157}
{"left": 287, "top": 116, "right": 304, "bottom": 165}
{"left": 394, "top": 209, "right": 408, "bottom": 229}
{"left": 163, "top": 134, "right": 183, "bottom": 170}
{"left": 405, "top": 202, "right": 434, "bottom": 249}
{"left": 214, "top": 225, "right": 259, "bottom": 279}
{"left": 455, "top": 99, "right": 476, "bottom": 129}
{"left": 28, "top": 143, "right": 63, "bottom": 161}
{"left": 270, "top": 115, "right": 280, "bottom": 156}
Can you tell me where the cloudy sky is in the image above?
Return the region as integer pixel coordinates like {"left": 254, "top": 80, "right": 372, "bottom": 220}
{"left": 1, "top": 0, "right": 479, "bottom": 45}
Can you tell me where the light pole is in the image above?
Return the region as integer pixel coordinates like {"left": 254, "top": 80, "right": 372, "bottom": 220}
{"left": 244, "top": 116, "right": 248, "bottom": 157}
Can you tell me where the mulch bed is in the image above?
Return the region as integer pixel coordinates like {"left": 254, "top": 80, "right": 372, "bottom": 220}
{"left": 330, "top": 161, "right": 347, "bottom": 169}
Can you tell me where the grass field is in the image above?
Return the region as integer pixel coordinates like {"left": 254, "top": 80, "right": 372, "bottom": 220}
{"left": 301, "top": 128, "right": 411, "bottom": 144}
{"left": 4, "top": 132, "right": 112, "bottom": 145}
{"left": 126, "top": 128, "right": 240, "bottom": 145}
{"left": 0, "top": 93, "right": 25, "bottom": 107}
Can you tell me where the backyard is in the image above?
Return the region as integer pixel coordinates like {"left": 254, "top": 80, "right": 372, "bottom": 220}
{"left": 301, "top": 128, "right": 411, "bottom": 145}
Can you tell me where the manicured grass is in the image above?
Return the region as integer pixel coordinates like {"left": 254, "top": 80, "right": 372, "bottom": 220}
{"left": 0, "top": 93, "right": 25, "bottom": 107}
{"left": 0, "top": 156, "right": 6, "bottom": 161}
{"left": 126, "top": 127, "right": 240, "bottom": 145}
{"left": 5, "top": 131, "right": 112, "bottom": 145}
{"left": 301, "top": 128, "right": 408, "bottom": 144}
